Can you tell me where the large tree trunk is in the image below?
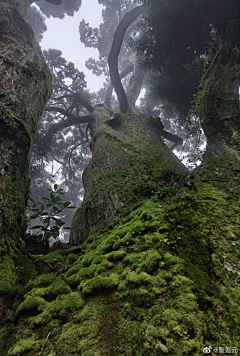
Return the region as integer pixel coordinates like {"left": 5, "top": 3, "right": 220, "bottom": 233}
{"left": 0, "top": 0, "right": 51, "bottom": 315}
{"left": 1, "top": 19, "right": 240, "bottom": 356}
{"left": 70, "top": 106, "right": 188, "bottom": 245}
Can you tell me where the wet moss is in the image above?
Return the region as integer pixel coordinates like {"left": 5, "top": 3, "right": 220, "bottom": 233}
{"left": 1, "top": 169, "right": 240, "bottom": 355}
{"left": 0, "top": 255, "right": 16, "bottom": 295}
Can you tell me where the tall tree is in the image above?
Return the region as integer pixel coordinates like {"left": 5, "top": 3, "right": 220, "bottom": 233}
{"left": 0, "top": 0, "right": 52, "bottom": 298}
{"left": 1, "top": 1, "right": 240, "bottom": 355}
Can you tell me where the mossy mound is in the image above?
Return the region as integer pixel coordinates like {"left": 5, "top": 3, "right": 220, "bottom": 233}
{"left": 1, "top": 173, "right": 240, "bottom": 355}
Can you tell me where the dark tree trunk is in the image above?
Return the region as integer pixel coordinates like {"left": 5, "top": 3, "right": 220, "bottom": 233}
{"left": 200, "top": 20, "right": 240, "bottom": 170}
{"left": 0, "top": 0, "right": 51, "bottom": 303}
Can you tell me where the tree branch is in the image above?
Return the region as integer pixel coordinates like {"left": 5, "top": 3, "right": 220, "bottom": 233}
{"left": 104, "top": 64, "right": 134, "bottom": 108}
{"left": 50, "top": 89, "right": 95, "bottom": 113}
{"left": 108, "top": 5, "right": 146, "bottom": 113}
{"left": 47, "top": 118, "right": 93, "bottom": 140}
{"left": 44, "top": 106, "right": 93, "bottom": 138}
{"left": 31, "top": 0, "right": 62, "bottom": 4}
{"left": 161, "top": 130, "right": 183, "bottom": 151}
{"left": 74, "top": 93, "right": 95, "bottom": 113}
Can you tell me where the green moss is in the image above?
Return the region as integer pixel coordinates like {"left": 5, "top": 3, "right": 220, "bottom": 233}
{"left": 16, "top": 296, "right": 47, "bottom": 316}
{"left": 0, "top": 255, "right": 16, "bottom": 295}
{"left": 81, "top": 273, "right": 120, "bottom": 295}
{"left": 8, "top": 338, "right": 40, "bottom": 356}
{"left": 126, "top": 271, "right": 153, "bottom": 284}
{"left": 2, "top": 169, "right": 240, "bottom": 355}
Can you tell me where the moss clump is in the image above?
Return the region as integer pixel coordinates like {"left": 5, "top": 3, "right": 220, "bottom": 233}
{"left": 8, "top": 338, "right": 40, "bottom": 356}
{"left": 0, "top": 255, "right": 16, "bottom": 295}
{"left": 81, "top": 273, "right": 120, "bottom": 295}
{"left": 1, "top": 170, "right": 240, "bottom": 355}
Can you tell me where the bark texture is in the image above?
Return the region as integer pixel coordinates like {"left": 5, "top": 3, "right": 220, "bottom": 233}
{"left": 0, "top": 0, "right": 51, "bottom": 295}
{"left": 200, "top": 19, "right": 240, "bottom": 169}
{"left": 70, "top": 106, "right": 187, "bottom": 245}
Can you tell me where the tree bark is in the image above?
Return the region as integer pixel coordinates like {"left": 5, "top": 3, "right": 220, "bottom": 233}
{"left": 0, "top": 0, "right": 51, "bottom": 296}
{"left": 200, "top": 20, "right": 240, "bottom": 170}
{"left": 70, "top": 106, "right": 187, "bottom": 245}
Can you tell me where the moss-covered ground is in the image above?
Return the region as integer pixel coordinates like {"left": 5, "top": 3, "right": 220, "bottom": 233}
{"left": 1, "top": 170, "right": 240, "bottom": 356}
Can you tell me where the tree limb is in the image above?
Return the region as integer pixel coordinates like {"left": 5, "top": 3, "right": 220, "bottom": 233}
{"left": 50, "top": 89, "right": 95, "bottom": 113}
{"left": 104, "top": 64, "right": 134, "bottom": 108}
{"left": 31, "top": 0, "right": 62, "bottom": 4}
{"left": 108, "top": 5, "right": 146, "bottom": 113}
{"left": 161, "top": 130, "right": 183, "bottom": 151}
{"left": 74, "top": 93, "right": 95, "bottom": 113}
{"left": 44, "top": 109, "right": 93, "bottom": 139}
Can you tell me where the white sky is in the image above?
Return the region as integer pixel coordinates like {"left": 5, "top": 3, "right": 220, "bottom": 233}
{"left": 40, "top": 0, "right": 105, "bottom": 92}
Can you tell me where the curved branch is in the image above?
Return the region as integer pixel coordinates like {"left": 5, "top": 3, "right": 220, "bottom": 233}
{"left": 104, "top": 64, "right": 134, "bottom": 108}
{"left": 74, "top": 93, "right": 95, "bottom": 113}
{"left": 50, "top": 89, "right": 95, "bottom": 113}
{"left": 161, "top": 130, "right": 183, "bottom": 151}
{"left": 108, "top": 5, "right": 146, "bottom": 113}
{"left": 44, "top": 106, "right": 93, "bottom": 139}
{"left": 47, "top": 116, "right": 93, "bottom": 139}
{"left": 44, "top": 106, "right": 93, "bottom": 120}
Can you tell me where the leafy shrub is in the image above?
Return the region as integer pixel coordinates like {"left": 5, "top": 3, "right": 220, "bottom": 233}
{"left": 26, "top": 184, "right": 75, "bottom": 245}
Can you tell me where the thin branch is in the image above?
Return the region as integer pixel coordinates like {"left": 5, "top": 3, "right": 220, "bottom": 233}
{"left": 44, "top": 113, "right": 93, "bottom": 139}
{"left": 108, "top": 5, "right": 145, "bottom": 113}
{"left": 74, "top": 93, "right": 95, "bottom": 113}
{"left": 51, "top": 94, "right": 76, "bottom": 101}
{"left": 50, "top": 88, "right": 95, "bottom": 113}
{"left": 104, "top": 64, "right": 134, "bottom": 108}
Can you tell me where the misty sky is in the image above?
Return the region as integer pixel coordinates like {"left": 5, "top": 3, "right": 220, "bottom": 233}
{"left": 40, "top": 0, "right": 105, "bottom": 92}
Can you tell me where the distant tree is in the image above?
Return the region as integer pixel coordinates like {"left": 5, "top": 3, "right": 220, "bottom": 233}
{"left": 135, "top": 0, "right": 240, "bottom": 118}
{"left": 29, "top": 0, "right": 82, "bottom": 42}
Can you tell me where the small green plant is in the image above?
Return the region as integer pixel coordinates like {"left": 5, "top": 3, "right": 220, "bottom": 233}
{"left": 26, "top": 184, "right": 76, "bottom": 245}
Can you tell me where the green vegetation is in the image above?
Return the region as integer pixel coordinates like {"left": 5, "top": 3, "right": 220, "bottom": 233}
{"left": 27, "top": 184, "right": 76, "bottom": 245}
{"left": 1, "top": 169, "right": 240, "bottom": 355}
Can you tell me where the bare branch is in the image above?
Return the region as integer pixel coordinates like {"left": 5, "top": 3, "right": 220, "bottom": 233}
{"left": 74, "top": 93, "right": 95, "bottom": 113}
{"left": 50, "top": 88, "right": 95, "bottom": 113}
{"left": 104, "top": 64, "right": 134, "bottom": 108}
{"left": 108, "top": 5, "right": 146, "bottom": 113}
{"left": 51, "top": 94, "right": 76, "bottom": 101}
{"left": 161, "top": 130, "right": 183, "bottom": 151}
{"left": 45, "top": 114, "right": 93, "bottom": 140}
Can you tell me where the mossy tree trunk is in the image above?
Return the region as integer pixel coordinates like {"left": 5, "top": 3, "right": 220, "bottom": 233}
{"left": 70, "top": 106, "right": 188, "bottom": 245}
{"left": 0, "top": 0, "right": 51, "bottom": 312}
{"left": 1, "top": 17, "right": 240, "bottom": 356}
